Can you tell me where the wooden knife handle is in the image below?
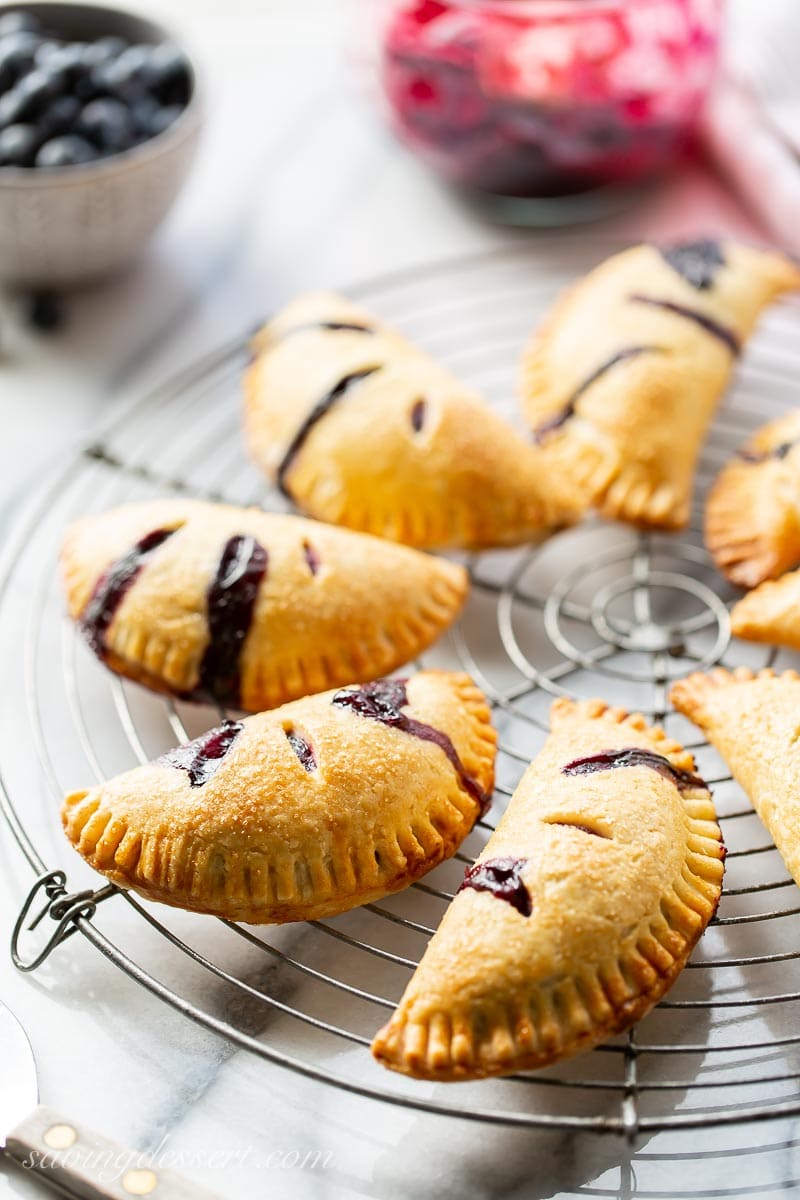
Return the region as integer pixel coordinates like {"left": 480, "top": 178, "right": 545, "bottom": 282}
{"left": 5, "top": 1104, "right": 222, "bottom": 1199}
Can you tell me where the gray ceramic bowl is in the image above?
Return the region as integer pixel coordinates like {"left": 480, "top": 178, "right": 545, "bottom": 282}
{"left": 0, "top": 2, "right": 202, "bottom": 285}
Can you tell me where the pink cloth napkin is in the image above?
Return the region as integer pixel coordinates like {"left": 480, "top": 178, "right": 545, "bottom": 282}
{"left": 703, "top": 1, "right": 800, "bottom": 252}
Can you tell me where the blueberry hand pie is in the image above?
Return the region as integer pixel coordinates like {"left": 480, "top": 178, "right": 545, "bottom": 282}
{"left": 706, "top": 408, "right": 800, "bottom": 588}
{"left": 62, "top": 499, "right": 467, "bottom": 711}
{"left": 521, "top": 239, "right": 800, "bottom": 530}
{"left": 671, "top": 668, "right": 800, "bottom": 887}
{"left": 371, "top": 698, "right": 723, "bottom": 1080}
{"left": 729, "top": 568, "right": 800, "bottom": 649}
{"left": 62, "top": 672, "right": 496, "bottom": 922}
{"left": 243, "top": 291, "right": 581, "bottom": 550}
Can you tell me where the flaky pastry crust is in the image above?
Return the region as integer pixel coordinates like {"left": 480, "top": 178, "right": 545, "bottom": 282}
{"left": 671, "top": 667, "right": 800, "bottom": 886}
{"left": 730, "top": 568, "right": 800, "bottom": 649}
{"left": 706, "top": 408, "right": 800, "bottom": 588}
{"left": 62, "top": 671, "right": 497, "bottom": 923}
{"left": 520, "top": 240, "right": 800, "bottom": 530}
{"left": 243, "top": 291, "right": 582, "bottom": 550}
{"left": 371, "top": 698, "right": 723, "bottom": 1081}
{"left": 61, "top": 498, "right": 467, "bottom": 711}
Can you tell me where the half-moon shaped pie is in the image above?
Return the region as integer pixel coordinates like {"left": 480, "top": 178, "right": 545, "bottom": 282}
{"left": 243, "top": 291, "right": 581, "bottom": 550}
{"left": 520, "top": 239, "right": 800, "bottom": 530}
{"left": 671, "top": 667, "right": 800, "bottom": 886}
{"left": 62, "top": 499, "right": 468, "bottom": 711}
{"left": 706, "top": 408, "right": 800, "bottom": 588}
{"left": 371, "top": 697, "right": 723, "bottom": 1081}
{"left": 729, "top": 568, "right": 800, "bottom": 649}
{"left": 62, "top": 672, "right": 497, "bottom": 923}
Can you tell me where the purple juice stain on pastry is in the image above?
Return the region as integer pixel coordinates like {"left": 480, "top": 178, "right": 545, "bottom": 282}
{"left": 332, "top": 678, "right": 491, "bottom": 813}
{"left": 629, "top": 294, "right": 740, "bottom": 355}
{"left": 159, "top": 719, "right": 243, "bottom": 787}
{"left": 195, "top": 535, "right": 269, "bottom": 705}
{"left": 302, "top": 540, "right": 320, "bottom": 576}
{"left": 410, "top": 398, "right": 427, "bottom": 432}
{"left": 80, "top": 527, "right": 178, "bottom": 657}
{"left": 533, "top": 345, "right": 663, "bottom": 443}
{"left": 285, "top": 727, "right": 317, "bottom": 772}
{"left": 457, "top": 856, "right": 531, "bottom": 917}
{"left": 277, "top": 366, "right": 382, "bottom": 497}
{"left": 562, "top": 747, "right": 706, "bottom": 793}
{"left": 660, "top": 239, "right": 725, "bottom": 290}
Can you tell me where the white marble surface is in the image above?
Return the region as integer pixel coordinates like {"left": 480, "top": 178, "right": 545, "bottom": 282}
{"left": 2, "top": 2, "right": 800, "bottom": 1198}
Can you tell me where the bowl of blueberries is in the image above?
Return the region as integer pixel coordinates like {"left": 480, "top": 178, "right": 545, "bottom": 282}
{"left": 0, "top": 2, "right": 201, "bottom": 284}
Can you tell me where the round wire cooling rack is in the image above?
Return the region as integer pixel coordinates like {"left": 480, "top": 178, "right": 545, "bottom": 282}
{"left": 4, "top": 237, "right": 800, "bottom": 1142}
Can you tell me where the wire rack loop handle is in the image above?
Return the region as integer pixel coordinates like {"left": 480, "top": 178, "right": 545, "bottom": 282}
{"left": 11, "top": 870, "right": 117, "bottom": 973}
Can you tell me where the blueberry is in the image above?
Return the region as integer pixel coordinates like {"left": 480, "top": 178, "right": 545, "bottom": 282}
{"left": 34, "top": 39, "right": 60, "bottom": 66}
{"left": 146, "top": 42, "right": 190, "bottom": 105}
{"left": 0, "top": 83, "right": 25, "bottom": 126}
{"left": 4, "top": 66, "right": 66, "bottom": 123}
{"left": 129, "top": 94, "right": 158, "bottom": 135}
{"left": 0, "top": 30, "right": 41, "bottom": 79}
{"left": 82, "top": 35, "right": 128, "bottom": 68}
{"left": 146, "top": 103, "right": 181, "bottom": 137}
{"left": 35, "top": 134, "right": 96, "bottom": 167}
{"left": 74, "top": 67, "right": 105, "bottom": 102}
{"left": 78, "top": 97, "right": 134, "bottom": 152}
{"left": 101, "top": 43, "right": 151, "bottom": 91}
{"left": 45, "top": 42, "right": 90, "bottom": 83}
{"left": 0, "top": 121, "right": 38, "bottom": 165}
{"left": 41, "top": 93, "right": 80, "bottom": 136}
{"left": 89, "top": 60, "right": 144, "bottom": 106}
{"left": 0, "top": 11, "right": 41, "bottom": 38}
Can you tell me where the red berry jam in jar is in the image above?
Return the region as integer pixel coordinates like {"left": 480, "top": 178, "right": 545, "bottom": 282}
{"left": 378, "top": 0, "right": 723, "bottom": 218}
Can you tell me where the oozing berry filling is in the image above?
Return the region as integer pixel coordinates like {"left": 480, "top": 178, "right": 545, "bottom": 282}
{"left": 629, "top": 294, "right": 740, "bottom": 355}
{"left": 159, "top": 719, "right": 243, "bottom": 787}
{"left": 738, "top": 440, "right": 795, "bottom": 465}
{"left": 194, "top": 535, "right": 268, "bottom": 706}
{"left": 534, "top": 345, "right": 663, "bottom": 443}
{"left": 277, "top": 366, "right": 381, "bottom": 497}
{"left": 458, "top": 856, "right": 531, "bottom": 917}
{"left": 661, "top": 239, "right": 725, "bottom": 290}
{"left": 332, "top": 678, "right": 491, "bottom": 813}
{"left": 285, "top": 727, "right": 317, "bottom": 772}
{"left": 410, "top": 398, "right": 427, "bottom": 432}
{"left": 80, "top": 526, "right": 177, "bottom": 657}
{"left": 562, "top": 747, "right": 705, "bottom": 793}
{"left": 303, "top": 540, "right": 321, "bottom": 576}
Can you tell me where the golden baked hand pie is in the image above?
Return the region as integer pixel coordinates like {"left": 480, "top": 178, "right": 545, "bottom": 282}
{"left": 706, "top": 408, "right": 800, "bottom": 588}
{"left": 671, "top": 667, "right": 800, "bottom": 887}
{"left": 62, "top": 672, "right": 496, "bottom": 923}
{"left": 520, "top": 239, "right": 800, "bottom": 530}
{"left": 729, "top": 568, "right": 800, "bottom": 649}
{"left": 62, "top": 499, "right": 467, "bottom": 711}
{"left": 243, "top": 291, "right": 581, "bottom": 550}
{"left": 372, "top": 698, "right": 723, "bottom": 1081}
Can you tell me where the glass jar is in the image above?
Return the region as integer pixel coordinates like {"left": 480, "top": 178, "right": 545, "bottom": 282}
{"left": 369, "top": 0, "right": 724, "bottom": 222}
